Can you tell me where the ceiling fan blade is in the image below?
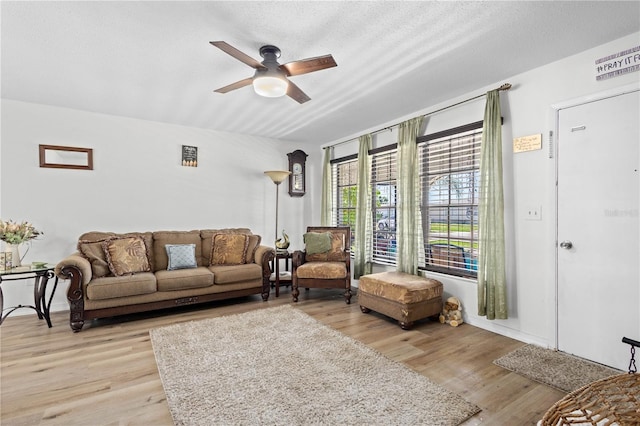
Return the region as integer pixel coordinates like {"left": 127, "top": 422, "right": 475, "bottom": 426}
{"left": 286, "top": 80, "right": 311, "bottom": 104}
{"left": 210, "top": 41, "right": 266, "bottom": 70}
{"left": 214, "top": 77, "right": 253, "bottom": 94}
{"left": 280, "top": 54, "right": 337, "bottom": 77}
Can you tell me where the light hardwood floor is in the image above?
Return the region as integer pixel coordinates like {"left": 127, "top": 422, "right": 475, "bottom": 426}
{"left": 1, "top": 288, "right": 564, "bottom": 425}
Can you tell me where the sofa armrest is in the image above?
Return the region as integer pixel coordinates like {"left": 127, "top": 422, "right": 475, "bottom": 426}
{"left": 254, "top": 245, "right": 275, "bottom": 301}
{"left": 254, "top": 245, "right": 275, "bottom": 269}
{"left": 55, "top": 252, "right": 92, "bottom": 285}
{"left": 55, "top": 252, "right": 91, "bottom": 332}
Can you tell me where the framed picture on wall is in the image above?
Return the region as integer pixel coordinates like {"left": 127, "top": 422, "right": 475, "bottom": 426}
{"left": 182, "top": 145, "right": 198, "bottom": 167}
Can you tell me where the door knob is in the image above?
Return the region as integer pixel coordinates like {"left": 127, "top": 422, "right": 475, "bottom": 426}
{"left": 559, "top": 241, "right": 573, "bottom": 249}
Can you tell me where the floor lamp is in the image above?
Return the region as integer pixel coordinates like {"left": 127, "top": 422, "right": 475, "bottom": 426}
{"left": 264, "top": 170, "right": 291, "bottom": 249}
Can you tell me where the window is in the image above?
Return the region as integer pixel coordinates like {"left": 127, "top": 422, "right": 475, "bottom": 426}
{"left": 418, "top": 124, "right": 482, "bottom": 277}
{"left": 329, "top": 120, "right": 482, "bottom": 278}
{"left": 333, "top": 158, "right": 358, "bottom": 248}
{"left": 371, "top": 150, "right": 397, "bottom": 265}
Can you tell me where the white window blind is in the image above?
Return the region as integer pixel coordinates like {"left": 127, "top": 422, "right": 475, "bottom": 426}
{"left": 419, "top": 127, "right": 481, "bottom": 277}
{"left": 334, "top": 159, "right": 358, "bottom": 243}
{"left": 371, "top": 150, "right": 397, "bottom": 265}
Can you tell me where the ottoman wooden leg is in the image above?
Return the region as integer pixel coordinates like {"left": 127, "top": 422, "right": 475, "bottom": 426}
{"left": 360, "top": 305, "right": 371, "bottom": 313}
{"left": 399, "top": 321, "right": 414, "bottom": 330}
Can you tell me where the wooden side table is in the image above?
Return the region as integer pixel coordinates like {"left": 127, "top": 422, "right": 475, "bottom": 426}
{"left": 0, "top": 265, "right": 58, "bottom": 327}
{"left": 270, "top": 251, "right": 292, "bottom": 297}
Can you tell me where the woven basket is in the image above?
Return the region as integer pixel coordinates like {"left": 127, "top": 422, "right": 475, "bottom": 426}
{"left": 540, "top": 373, "right": 640, "bottom": 425}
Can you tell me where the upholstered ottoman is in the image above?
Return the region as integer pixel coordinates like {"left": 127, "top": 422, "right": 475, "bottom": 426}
{"left": 358, "top": 271, "right": 443, "bottom": 330}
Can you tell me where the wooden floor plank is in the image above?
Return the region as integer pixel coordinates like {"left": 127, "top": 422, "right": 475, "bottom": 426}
{"left": 1, "top": 290, "right": 565, "bottom": 425}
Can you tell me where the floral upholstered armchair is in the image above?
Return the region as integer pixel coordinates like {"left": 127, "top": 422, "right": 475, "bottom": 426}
{"left": 291, "top": 226, "right": 351, "bottom": 304}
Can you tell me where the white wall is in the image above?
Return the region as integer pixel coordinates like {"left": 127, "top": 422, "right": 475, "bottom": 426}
{"left": 311, "top": 32, "right": 640, "bottom": 346}
{"left": 0, "top": 101, "right": 310, "bottom": 313}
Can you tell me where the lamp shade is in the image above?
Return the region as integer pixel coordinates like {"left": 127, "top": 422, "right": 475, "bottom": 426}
{"left": 253, "top": 76, "right": 288, "bottom": 98}
{"left": 264, "top": 170, "right": 291, "bottom": 184}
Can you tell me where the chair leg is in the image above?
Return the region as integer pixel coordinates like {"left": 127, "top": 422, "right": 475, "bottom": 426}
{"left": 344, "top": 288, "right": 352, "bottom": 304}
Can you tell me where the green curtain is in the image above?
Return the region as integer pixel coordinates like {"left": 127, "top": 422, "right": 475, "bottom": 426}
{"left": 477, "top": 90, "right": 508, "bottom": 319}
{"left": 396, "top": 116, "right": 424, "bottom": 275}
{"left": 354, "top": 134, "right": 373, "bottom": 279}
{"left": 321, "top": 147, "right": 333, "bottom": 226}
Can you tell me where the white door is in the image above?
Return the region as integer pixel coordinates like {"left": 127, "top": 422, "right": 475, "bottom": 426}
{"left": 557, "top": 90, "right": 639, "bottom": 370}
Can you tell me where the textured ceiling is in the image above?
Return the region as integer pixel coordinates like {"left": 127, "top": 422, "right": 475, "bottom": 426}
{"left": 2, "top": 1, "right": 639, "bottom": 145}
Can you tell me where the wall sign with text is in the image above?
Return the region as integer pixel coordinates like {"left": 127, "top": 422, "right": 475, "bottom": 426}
{"left": 595, "top": 45, "right": 640, "bottom": 81}
{"left": 513, "top": 134, "right": 542, "bottom": 153}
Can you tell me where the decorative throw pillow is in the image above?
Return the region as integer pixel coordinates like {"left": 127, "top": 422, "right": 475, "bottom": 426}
{"left": 210, "top": 234, "right": 248, "bottom": 265}
{"left": 165, "top": 244, "right": 197, "bottom": 271}
{"left": 244, "top": 234, "right": 262, "bottom": 264}
{"left": 103, "top": 236, "right": 151, "bottom": 276}
{"left": 303, "top": 232, "right": 332, "bottom": 255}
{"left": 77, "top": 239, "right": 111, "bottom": 278}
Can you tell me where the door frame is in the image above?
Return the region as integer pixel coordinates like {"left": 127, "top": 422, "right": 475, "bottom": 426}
{"left": 548, "top": 81, "right": 640, "bottom": 350}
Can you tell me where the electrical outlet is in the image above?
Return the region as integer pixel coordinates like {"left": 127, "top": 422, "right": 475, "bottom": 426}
{"left": 525, "top": 205, "right": 541, "bottom": 221}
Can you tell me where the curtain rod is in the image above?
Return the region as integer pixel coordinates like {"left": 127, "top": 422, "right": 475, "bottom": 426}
{"left": 324, "top": 83, "right": 512, "bottom": 150}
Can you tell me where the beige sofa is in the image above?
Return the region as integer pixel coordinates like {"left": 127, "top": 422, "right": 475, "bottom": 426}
{"left": 55, "top": 228, "right": 274, "bottom": 332}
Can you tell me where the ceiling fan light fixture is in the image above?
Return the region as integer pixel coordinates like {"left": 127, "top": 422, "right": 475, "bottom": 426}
{"left": 253, "top": 75, "right": 289, "bottom": 98}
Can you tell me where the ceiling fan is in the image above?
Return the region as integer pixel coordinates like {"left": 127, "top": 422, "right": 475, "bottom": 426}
{"left": 210, "top": 41, "right": 337, "bottom": 104}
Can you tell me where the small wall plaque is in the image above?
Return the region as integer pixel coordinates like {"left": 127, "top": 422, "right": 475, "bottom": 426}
{"left": 513, "top": 134, "right": 542, "bottom": 153}
{"left": 182, "top": 145, "right": 198, "bottom": 167}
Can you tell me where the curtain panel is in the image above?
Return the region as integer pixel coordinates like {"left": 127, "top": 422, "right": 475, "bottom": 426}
{"left": 396, "top": 116, "right": 424, "bottom": 275}
{"left": 321, "top": 147, "right": 333, "bottom": 226}
{"left": 354, "top": 134, "right": 373, "bottom": 279}
{"left": 477, "top": 89, "right": 508, "bottom": 319}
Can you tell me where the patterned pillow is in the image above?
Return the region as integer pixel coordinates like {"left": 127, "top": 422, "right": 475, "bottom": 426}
{"left": 103, "top": 236, "right": 151, "bottom": 276}
{"left": 165, "top": 244, "right": 197, "bottom": 271}
{"left": 210, "top": 234, "right": 248, "bottom": 265}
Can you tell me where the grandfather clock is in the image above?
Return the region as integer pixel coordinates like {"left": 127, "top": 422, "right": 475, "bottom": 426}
{"left": 287, "top": 150, "right": 307, "bottom": 197}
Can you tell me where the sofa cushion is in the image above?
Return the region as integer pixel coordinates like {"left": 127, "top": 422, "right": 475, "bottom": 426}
{"left": 210, "top": 233, "right": 248, "bottom": 265}
{"left": 103, "top": 236, "right": 151, "bottom": 276}
{"left": 208, "top": 263, "right": 262, "bottom": 284}
{"left": 305, "top": 232, "right": 347, "bottom": 262}
{"left": 153, "top": 230, "right": 202, "bottom": 271}
{"left": 165, "top": 244, "right": 197, "bottom": 270}
{"left": 296, "top": 262, "right": 347, "bottom": 279}
{"left": 201, "top": 229, "right": 260, "bottom": 264}
{"left": 86, "top": 272, "right": 156, "bottom": 300}
{"left": 155, "top": 267, "right": 214, "bottom": 291}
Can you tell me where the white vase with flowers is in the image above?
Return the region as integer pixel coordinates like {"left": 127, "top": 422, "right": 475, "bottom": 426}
{"left": 0, "top": 219, "right": 42, "bottom": 268}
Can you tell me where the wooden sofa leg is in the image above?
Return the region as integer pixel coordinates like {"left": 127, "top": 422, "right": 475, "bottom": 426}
{"left": 360, "top": 306, "right": 371, "bottom": 313}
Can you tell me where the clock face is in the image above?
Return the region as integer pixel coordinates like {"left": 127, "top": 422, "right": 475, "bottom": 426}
{"left": 293, "top": 163, "right": 302, "bottom": 174}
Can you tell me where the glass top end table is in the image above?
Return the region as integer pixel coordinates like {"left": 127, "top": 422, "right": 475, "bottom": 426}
{"left": 0, "top": 264, "right": 59, "bottom": 327}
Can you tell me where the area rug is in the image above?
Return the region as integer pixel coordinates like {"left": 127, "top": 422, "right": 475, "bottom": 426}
{"left": 150, "top": 305, "right": 480, "bottom": 426}
{"left": 494, "top": 344, "right": 622, "bottom": 393}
